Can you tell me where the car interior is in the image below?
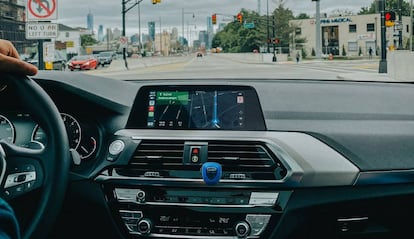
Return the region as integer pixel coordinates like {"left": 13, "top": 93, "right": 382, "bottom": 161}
{"left": 1, "top": 70, "right": 414, "bottom": 239}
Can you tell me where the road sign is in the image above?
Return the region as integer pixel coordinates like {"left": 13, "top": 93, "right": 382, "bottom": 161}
{"left": 43, "top": 42, "right": 55, "bottom": 62}
{"left": 244, "top": 22, "right": 255, "bottom": 29}
{"left": 27, "top": 0, "right": 57, "bottom": 21}
{"left": 26, "top": 22, "right": 58, "bottom": 39}
{"left": 119, "top": 36, "right": 128, "bottom": 48}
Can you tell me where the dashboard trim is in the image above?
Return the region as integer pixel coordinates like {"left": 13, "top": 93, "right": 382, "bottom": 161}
{"left": 106, "top": 130, "right": 360, "bottom": 187}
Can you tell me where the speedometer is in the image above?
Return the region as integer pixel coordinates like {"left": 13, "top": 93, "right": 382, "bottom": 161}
{"left": 32, "top": 113, "right": 81, "bottom": 150}
{"left": 0, "top": 114, "right": 15, "bottom": 143}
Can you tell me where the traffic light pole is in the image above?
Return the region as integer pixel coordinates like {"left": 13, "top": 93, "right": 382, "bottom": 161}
{"left": 379, "top": 0, "right": 387, "bottom": 73}
{"left": 122, "top": 0, "right": 140, "bottom": 70}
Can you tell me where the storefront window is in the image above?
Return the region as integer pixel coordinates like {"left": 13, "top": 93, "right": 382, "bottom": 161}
{"left": 348, "top": 41, "right": 358, "bottom": 52}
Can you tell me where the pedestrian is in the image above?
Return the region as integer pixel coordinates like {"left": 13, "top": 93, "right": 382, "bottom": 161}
{"left": 368, "top": 47, "right": 373, "bottom": 59}
{"left": 296, "top": 52, "right": 300, "bottom": 64}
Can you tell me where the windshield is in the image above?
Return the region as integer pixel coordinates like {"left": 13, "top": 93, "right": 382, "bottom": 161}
{"left": 10, "top": 0, "right": 414, "bottom": 82}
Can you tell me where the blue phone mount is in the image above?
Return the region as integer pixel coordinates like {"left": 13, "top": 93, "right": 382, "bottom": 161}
{"left": 201, "top": 162, "right": 222, "bottom": 185}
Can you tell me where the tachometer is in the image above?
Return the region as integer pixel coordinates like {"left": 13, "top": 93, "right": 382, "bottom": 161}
{"left": 0, "top": 114, "right": 15, "bottom": 143}
{"left": 32, "top": 113, "right": 81, "bottom": 150}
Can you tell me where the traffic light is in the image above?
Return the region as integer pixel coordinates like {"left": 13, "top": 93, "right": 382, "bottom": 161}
{"left": 152, "top": 0, "right": 161, "bottom": 4}
{"left": 237, "top": 13, "right": 242, "bottom": 23}
{"left": 385, "top": 11, "right": 396, "bottom": 27}
{"left": 274, "top": 38, "right": 280, "bottom": 44}
{"left": 385, "top": 11, "right": 396, "bottom": 21}
{"left": 212, "top": 14, "right": 217, "bottom": 25}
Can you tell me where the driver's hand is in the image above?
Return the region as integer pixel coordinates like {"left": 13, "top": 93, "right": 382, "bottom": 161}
{"left": 0, "top": 39, "right": 38, "bottom": 76}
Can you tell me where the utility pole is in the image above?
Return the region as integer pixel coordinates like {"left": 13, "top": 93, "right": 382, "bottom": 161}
{"left": 267, "top": 0, "right": 270, "bottom": 53}
{"left": 122, "top": 0, "right": 140, "bottom": 70}
{"left": 379, "top": 0, "right": 387, "bottom": 73}
{"left": 398, "top": 0, "right": 403, "bottom": 49}
{"left": 314, "top": 0, "right": 321, "bottom": 58}
{"left": 182, "top": 8, "right": 195, "bottom": 54}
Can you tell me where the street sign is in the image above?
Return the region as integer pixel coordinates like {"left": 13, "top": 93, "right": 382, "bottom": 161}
{"left": 119, "top": 36, "right": 128, "bottom": 48}
{"left": 27, "top": 0, "right": 57, "bottom": 21}
{"left": 26, "top": 22, "right": 58, "bottom": 39}
{"left": 43, "top": 42, "right": 55, "bottom": 62}
{"left": 244, "top": 23, "right": 255, "bottom": 29}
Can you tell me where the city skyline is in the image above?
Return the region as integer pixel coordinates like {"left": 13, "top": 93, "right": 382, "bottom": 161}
{"left": 53, "top": 0, "right": 374, "bottom": 37}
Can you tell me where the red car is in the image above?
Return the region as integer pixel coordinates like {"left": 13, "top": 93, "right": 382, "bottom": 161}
{"left": 68, "top": 55, "right": 98, "bottom": 71}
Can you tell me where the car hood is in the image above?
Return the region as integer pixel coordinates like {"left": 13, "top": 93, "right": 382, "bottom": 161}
{"left": 70, "top": 60, "right": 91, "bottom": 64}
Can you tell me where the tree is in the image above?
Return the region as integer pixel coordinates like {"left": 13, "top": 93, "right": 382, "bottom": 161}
{"left": 301, "top": 47, "right": 307, "bottom": 59}
{"left": 81, "top": 35, "right": 98, "bottom": 47}
{"left": 358, "top": 0, "right": 411, "bottom": 16}
{"left": 311, "top": 47, "right": 316, "bottom": 56}
{"left": 296, "top": 13, "right": 310, "bottom": 19}
{"left": 342, "top": 44, "right": 346, "bottom": 56}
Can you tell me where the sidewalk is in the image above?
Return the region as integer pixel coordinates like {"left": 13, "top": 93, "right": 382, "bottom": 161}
{"left": 337, "top": 72, "right": 396, "bottom": 82}
{"left": 101, "top": 56, "right": 193, "bottom": 73}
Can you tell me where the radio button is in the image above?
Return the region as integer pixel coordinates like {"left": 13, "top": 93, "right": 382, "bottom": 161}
{"left": 137, "top": 218, "right": 152, "bottom": 235}
{"left": 235, "top": 221, "right": 250, "bottom": 238}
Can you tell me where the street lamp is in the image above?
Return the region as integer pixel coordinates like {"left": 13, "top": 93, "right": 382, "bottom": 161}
{"left": 136, "top": 0, "right": 143, "bottom": 55}
{"left": 182, "top": 8, "right": 195, "bottom": 53}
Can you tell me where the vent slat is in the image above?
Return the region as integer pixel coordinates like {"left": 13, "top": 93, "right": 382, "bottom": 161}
{"left": 122, "top": 140, "right": 286, "bottom": 180}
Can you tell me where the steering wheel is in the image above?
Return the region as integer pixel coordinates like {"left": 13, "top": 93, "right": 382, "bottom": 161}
{"left": 0, "top": 75, "right": 71, "bottom": 239}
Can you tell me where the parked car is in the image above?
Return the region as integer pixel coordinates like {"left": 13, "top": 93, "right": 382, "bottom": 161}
{"left": 27, "top": 51, "right": 67, "bottom": 71}
{"left": 67, "top": 55, "right": 98, "bottom": 71}
{"left": 97, "top": 51, "right": 116, "bottom": 66}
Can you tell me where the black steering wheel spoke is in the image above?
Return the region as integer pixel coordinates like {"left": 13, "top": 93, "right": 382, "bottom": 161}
{"left": 1, "top": 75, "right": 71, "bottom": 239}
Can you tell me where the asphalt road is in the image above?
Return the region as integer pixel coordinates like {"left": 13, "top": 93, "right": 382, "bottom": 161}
{"left": 83, "top": 54, "right": 395, "bottom": 82}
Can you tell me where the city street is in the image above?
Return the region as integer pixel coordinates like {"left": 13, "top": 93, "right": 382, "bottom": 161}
{"left": 83, "top": 54, "right": 394, "bottom": 82}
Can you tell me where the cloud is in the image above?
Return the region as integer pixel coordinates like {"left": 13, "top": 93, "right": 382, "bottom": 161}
{"left": 53, "top": 0, "right": 376, "bottom": 36}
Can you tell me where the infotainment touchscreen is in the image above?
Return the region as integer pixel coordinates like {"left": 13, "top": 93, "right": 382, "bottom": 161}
{"left": 127, "top": 85, "right": 266, "bottom": 130}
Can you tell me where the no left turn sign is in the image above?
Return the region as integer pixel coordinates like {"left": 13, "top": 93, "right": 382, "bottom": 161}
{"left": 27, "top": 0, "right": 57, "bottom": 21}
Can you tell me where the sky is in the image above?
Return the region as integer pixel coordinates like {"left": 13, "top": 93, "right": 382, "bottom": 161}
{"left": 45, "top": 0, "right": 374, "bottom": 36}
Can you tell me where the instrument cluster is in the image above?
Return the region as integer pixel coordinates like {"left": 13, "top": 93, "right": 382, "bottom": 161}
{"left": 0, "top": 112, "right": 99, "bottom": 161}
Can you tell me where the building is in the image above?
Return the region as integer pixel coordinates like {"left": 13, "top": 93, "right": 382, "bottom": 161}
{"left": 0, "top": 0, "right": 35, "bottom": 54}
{"left": 148, "top": 21, "right": 156, "bottom": 41}
{"left": 98, "top": 25, "right": 104, "bottom": 42}
{"left": 56, "top": 24, "right": 81, "bottom": 58}
{"left": 87, "top": 11, "right": 94, "bottom": 32}
{"left": 290, "top": 13, "right": 411, "bottom": 57}
{"left": 154, "top": 31, "right": 171, "bottom": 56}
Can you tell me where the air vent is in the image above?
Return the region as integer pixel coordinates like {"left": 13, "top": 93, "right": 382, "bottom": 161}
{"left": 130, "top": 140, "right": 185, "bottom": 169}
{"left": 116, "top": 140, "right": 287, "bottom": 181}
{"left": 208, "top": 141, "right": 275, "bottom": 170}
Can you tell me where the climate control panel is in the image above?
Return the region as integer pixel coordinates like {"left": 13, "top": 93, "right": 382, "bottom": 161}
{"left": 109, "top": 187, "right": 291, "bottom": 238}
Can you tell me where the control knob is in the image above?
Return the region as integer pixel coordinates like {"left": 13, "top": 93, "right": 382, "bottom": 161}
{"left": 235, "top": 221, "right": 250, "bottom": 238}
{"left": 137, "top": 218, "right": 152, "bottom": 235}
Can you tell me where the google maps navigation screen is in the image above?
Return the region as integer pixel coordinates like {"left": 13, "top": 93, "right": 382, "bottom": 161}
{"left": 127, "top": 86, "right": 266, "bottom": 130}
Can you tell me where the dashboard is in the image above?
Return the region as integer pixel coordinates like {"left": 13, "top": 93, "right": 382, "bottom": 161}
{"left": 3, "top": 71, "right": 414, "bottom": 239}
{"left": 0, "top": 112, "right": 98, "bottom": 160}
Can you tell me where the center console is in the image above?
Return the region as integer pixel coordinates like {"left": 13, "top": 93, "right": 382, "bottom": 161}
{"left": 97, "top": 85, "right": 296, "bottom": 238}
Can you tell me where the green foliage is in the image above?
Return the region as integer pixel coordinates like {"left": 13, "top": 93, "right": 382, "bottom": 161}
{"left": 301, "top": 48, "right": 307, "bottom": 59}
{"left": 296, "top": 13, "right": 310, "bottom": 19}
{"left": 211, "top": 4, "right": 306, "bottom": 53}
{"left": 358, "top": 46, "right": 362, "bottom": 56}
{"left": 358, "top": 0, "right": 411, "bottom": 16}
{"left": 342, "top": 44, "right": 346, "bottom": 56}
{"left": 81, "top": 35, "right": 98, "bottom": 47}
{"left": 311, "top": 47, "right": 316, "bottom": 56}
